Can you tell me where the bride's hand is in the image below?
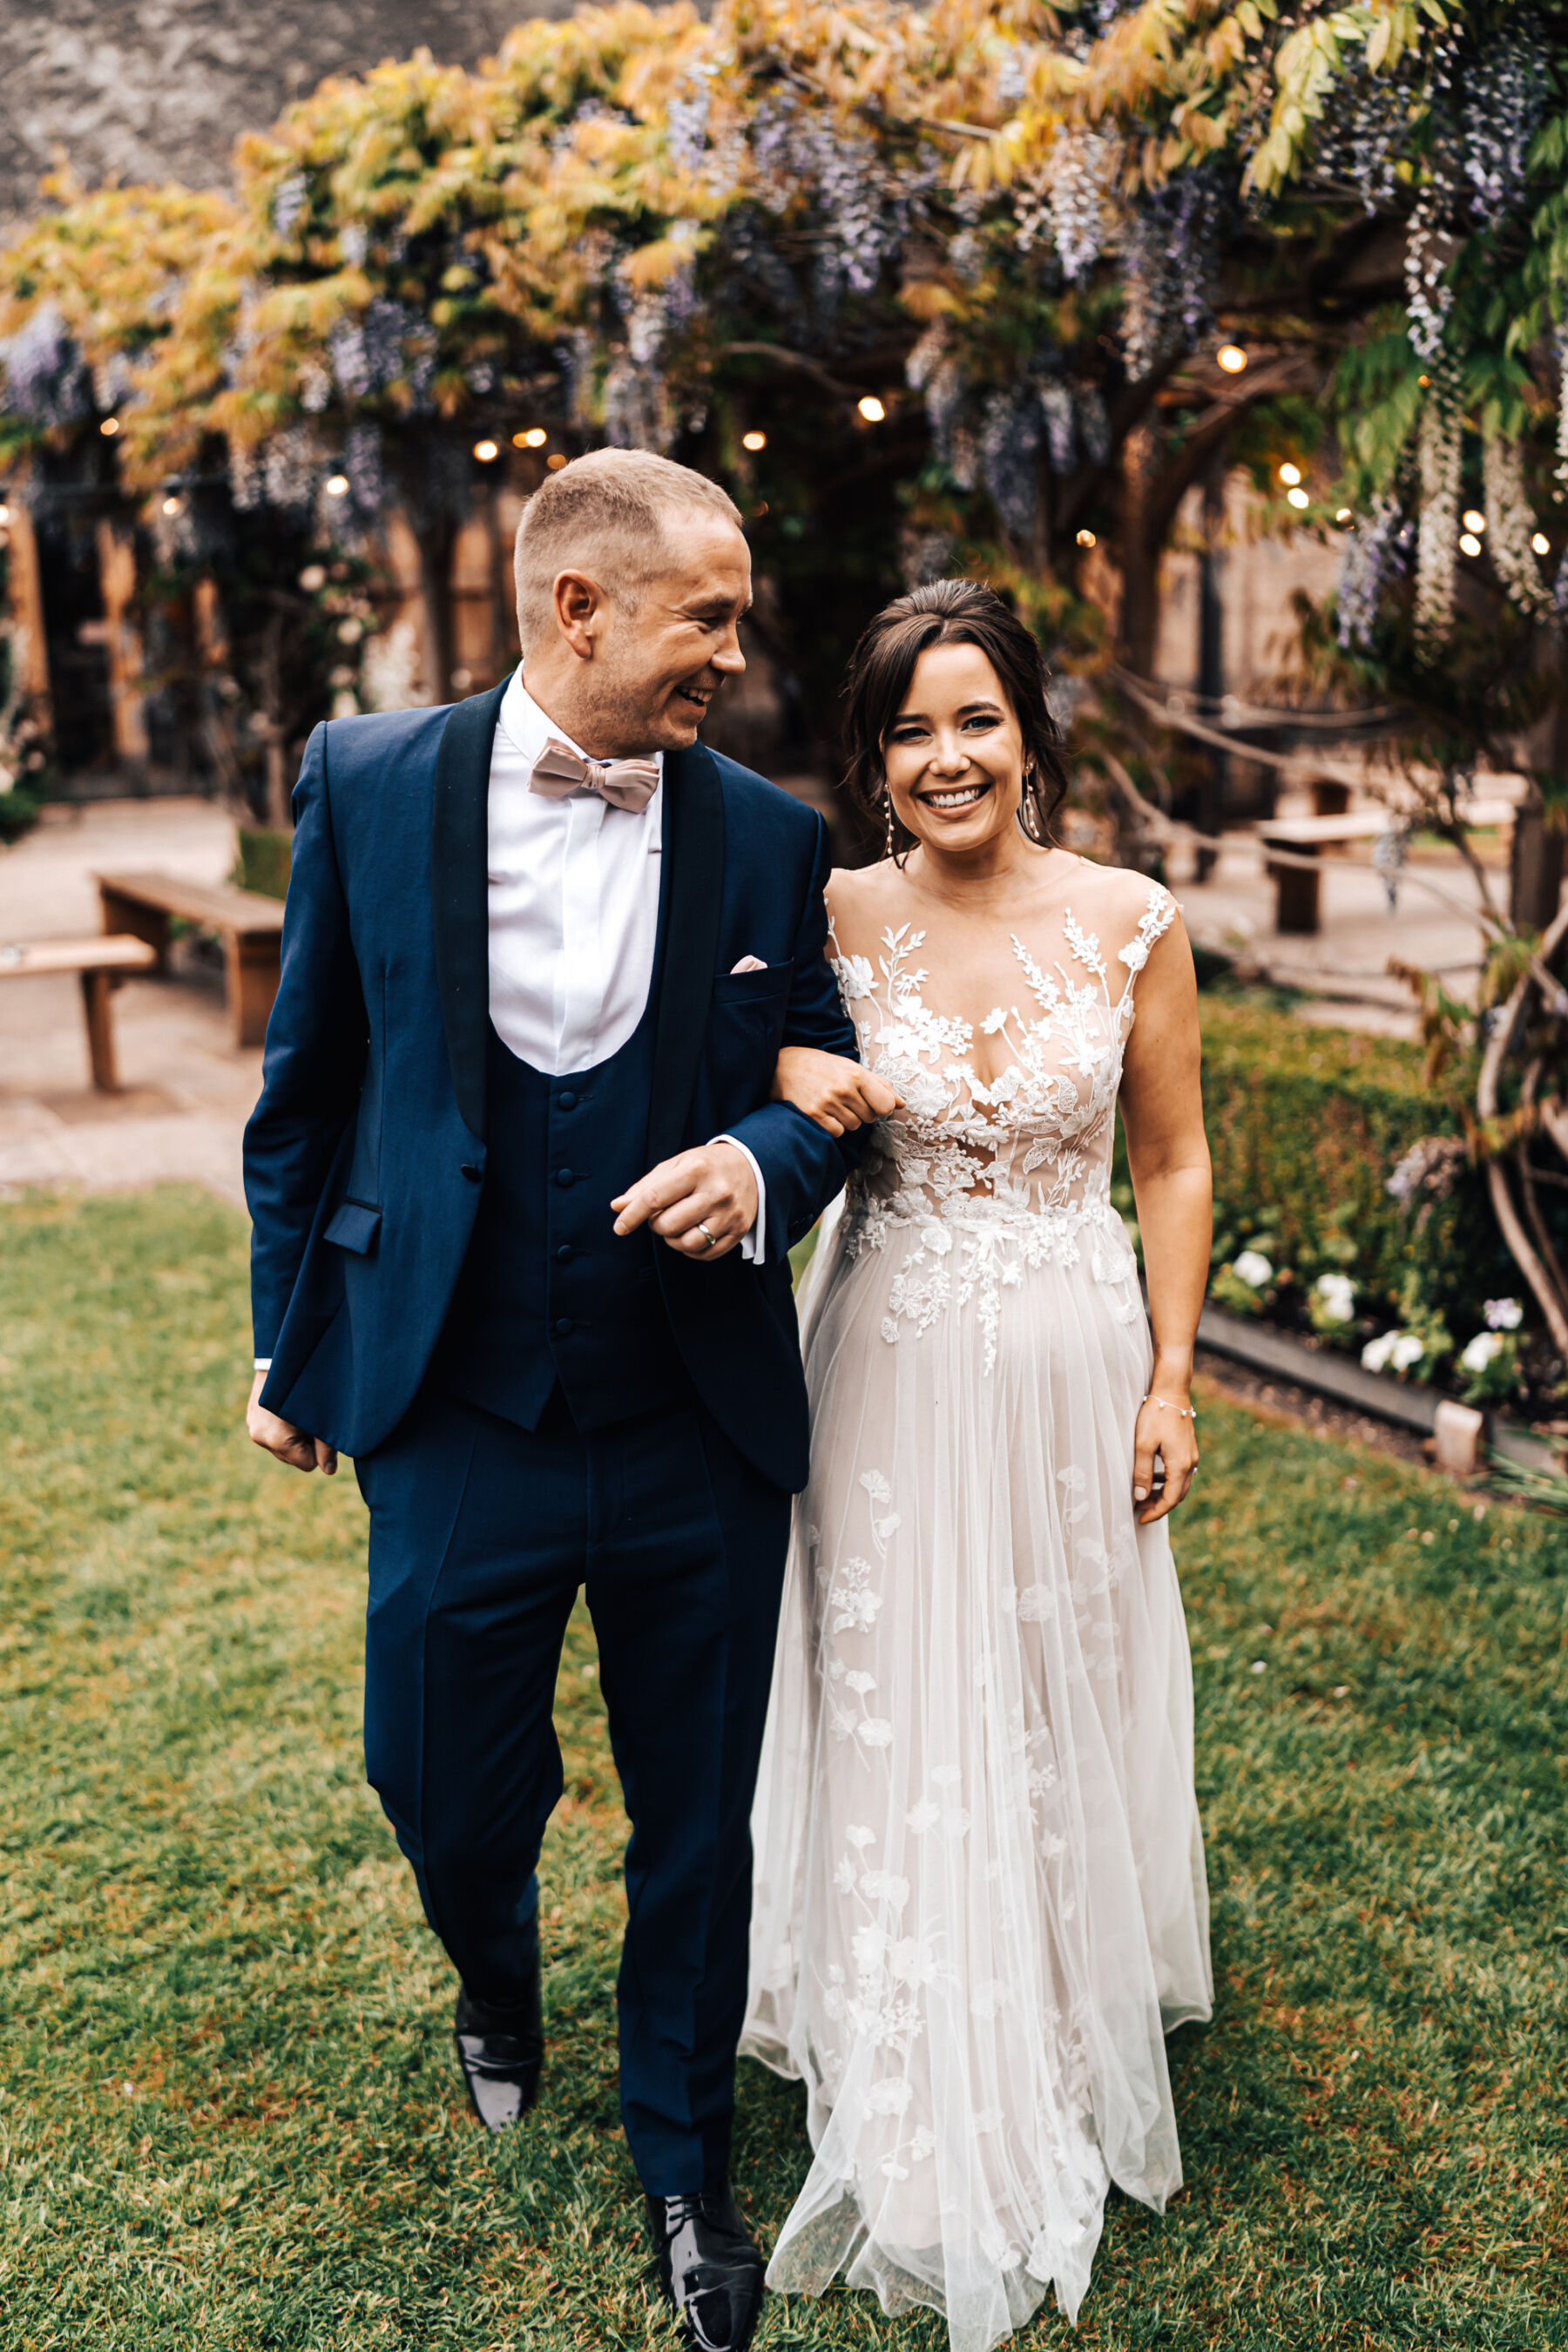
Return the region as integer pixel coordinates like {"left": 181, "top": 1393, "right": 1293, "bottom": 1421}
{"left": 1132, "top": 1391, "right": 1199, "bottom": 1524}
{"left": 771, "top": 1047, "right": 902, "bottom": 1139}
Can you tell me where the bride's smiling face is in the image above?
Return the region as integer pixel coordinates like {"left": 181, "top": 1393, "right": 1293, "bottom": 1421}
{"left": 882, "top": 640, "right": 1028, "bottom": 857}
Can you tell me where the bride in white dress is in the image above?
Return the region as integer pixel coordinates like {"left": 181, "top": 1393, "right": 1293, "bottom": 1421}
{"left": 742, "top": 581, "right": 1213, "bottom": 2352}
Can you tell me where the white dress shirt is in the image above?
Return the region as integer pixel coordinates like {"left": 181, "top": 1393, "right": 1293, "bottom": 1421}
{"left": 487, "top": 671, "right": 765, "bottom": 1261}
{"left": 253, "top": 674, "right": 765, "bottom": 1368}
{"left": 488, "top": 670, "right": 666, "bottom": 1071}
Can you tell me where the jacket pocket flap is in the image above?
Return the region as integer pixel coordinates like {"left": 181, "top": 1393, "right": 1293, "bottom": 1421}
{"left": 324, "top": 1200, "right": 382, "bottom": 1254}
{"left": 711, "top": 957, "right": 794, "bottom": 1004}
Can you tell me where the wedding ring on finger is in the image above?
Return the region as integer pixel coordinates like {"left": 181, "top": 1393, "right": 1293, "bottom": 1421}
{"left": 696, "top": 1221, "right": 720, "bottom": 1250}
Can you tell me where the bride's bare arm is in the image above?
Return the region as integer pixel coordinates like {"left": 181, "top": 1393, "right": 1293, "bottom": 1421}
{"left": 773, "top": 870, "right": 903, "bottom": 1138}
{"left": 1118, "top": 912, "right": 1211, "bottom": 1524}
{"left": 772, "top": 1048, "right": 901, "bottom": 1139}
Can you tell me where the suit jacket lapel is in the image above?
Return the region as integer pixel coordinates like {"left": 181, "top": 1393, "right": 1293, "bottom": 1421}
{"left": 431, "top": 679, "right": 508, "bottom": 1141}
{"left": 647, "top": 741, "right": 725, "bottom": 1164}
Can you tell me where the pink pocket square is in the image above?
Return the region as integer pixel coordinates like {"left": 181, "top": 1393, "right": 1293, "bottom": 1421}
{"left": 730, "top": 956, "right": 767, "bottom": 973}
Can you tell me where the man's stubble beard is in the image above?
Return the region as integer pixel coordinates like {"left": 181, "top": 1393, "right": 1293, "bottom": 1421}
{"left": 571, "top": 657, "right": 679, "bottom": 760}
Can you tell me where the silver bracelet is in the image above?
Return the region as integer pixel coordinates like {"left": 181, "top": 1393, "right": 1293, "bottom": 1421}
{"left": 1142, "top": 1393, "right": 1197, "bottom": 1420}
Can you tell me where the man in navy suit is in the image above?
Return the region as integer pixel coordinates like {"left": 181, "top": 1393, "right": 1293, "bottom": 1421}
{"left": 243, "top": 449, "right": 864, "bottom": 2352}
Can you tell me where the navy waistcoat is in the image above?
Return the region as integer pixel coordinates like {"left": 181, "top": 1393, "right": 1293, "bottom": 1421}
{"left": 435, "top": 997, "right": 691, "bottom": 1431}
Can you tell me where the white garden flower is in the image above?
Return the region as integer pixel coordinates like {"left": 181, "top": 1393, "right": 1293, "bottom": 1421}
{"left": 1460, "top": 1330, "right": 1504, "bottom": 1374}
{"left": 1232, "top": 1249, "right": 1274, "bottom": 1288}
{"left": 1314, "top": 1273, "right": 1356, "bottom": 1323}
{"left": 1484, "top": 1297, "right": 1524, "bottom": 1331}
{"left": 1361, "top": 1331, "right": 1397, "bottom": 1373}
{"left": 1390, "top": 1333, "right": 1425, "bottom": 1371}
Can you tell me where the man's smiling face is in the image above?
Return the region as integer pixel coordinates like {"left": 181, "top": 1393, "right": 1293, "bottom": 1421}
{"left": 590, "top": 512, "right": 753, "bottom": 756}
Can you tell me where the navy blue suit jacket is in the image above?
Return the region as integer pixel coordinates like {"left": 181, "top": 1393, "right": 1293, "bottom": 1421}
{"left": 244, "top": 679, "right": 860, "bottom": 1492}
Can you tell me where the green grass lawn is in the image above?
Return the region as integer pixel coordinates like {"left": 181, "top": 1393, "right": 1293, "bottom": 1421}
{"left": 1, "top": 1187, "right": 1565, "bottom": 2350}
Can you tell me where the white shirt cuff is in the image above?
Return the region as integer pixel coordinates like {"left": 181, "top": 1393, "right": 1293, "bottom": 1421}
{"left": 253, "top": 1358, "right": 273, "bottom": 1372}
{"left": 712, "top": 1134, "right": 767, "bottom": 1264}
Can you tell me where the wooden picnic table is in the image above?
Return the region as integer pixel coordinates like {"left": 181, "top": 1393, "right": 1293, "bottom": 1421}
{"left": 0, "top": 933, "right": 159, "bottom": 1092}
{"left": 1258, "top": 811, "right": 1391, "bottom": 935}
{"left": 95, "top": 868, "right": 286, "bottom": 1048}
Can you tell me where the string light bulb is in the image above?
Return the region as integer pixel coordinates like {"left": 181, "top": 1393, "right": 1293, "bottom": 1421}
{"left": 546, "top": 453, "right": 567, "bottom": 471}
{"left": 325, "top": 474, "right": 349, "bottom": 497}
{"left": 100, "top": 416, "right": 120, "bottom": 437}
{"left": 1459, "top": 532, "right": 1483, "bottom": 558}
{"left": 1215, "top": 344, "right": 1247, "bottom": 375}
{"left": 857, "top": 395, "right": 886, "bottom": 422}
{"left": 473, "top": 439, "right": 499, "bottom": 463}
{"left": 161, "top": 495, "right": 182, "bottom": 516}
{"left": 1532, "top": 531, "right": 1551, "bottom": 555}
{"left": 0, "top": 503, "right": 12, "bottom": 525}
{"left": 742, "top": 430, "right": 767, "bottom": 451}
{"left": 514, "top": 428, "right": 548, "bottom": 449}
{"left": 1287, "top": 486, "right": 1310, "bottom": 510}
{"left": 1278, "top": 462, "right": 1302, "bottom": 487}
{"left": 1335, "top": 507, "right": 1353, "bottom": 523}
{"left": 1461, "top": 508, "right": 1485, "bottom": 533}
{"left": 1076, "top": 528, "right": 1097, "bottom": 548}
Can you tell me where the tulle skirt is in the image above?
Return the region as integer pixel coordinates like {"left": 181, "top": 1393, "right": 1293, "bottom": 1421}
{"left": 742, "top": 1199, "right": 1213, "bottom": 2351}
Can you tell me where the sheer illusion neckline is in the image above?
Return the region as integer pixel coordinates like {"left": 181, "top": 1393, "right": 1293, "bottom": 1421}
{"left": 828, "top": 880, "right": 1175, "bottom": 1213}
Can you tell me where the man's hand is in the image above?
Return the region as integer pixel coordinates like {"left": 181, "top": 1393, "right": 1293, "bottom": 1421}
{"left": 771, "top": 1045, "right": 901, "bottom": 1139}
{"left": 612, "top": 1141, "right": 759, "bottom": 1260}
{"left": 247, "top": 1370, "right": 338, "bottom": 1475}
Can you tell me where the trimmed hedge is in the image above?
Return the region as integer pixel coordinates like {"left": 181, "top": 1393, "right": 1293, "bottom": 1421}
{"left": 236, "top": 826, "right": 292, "bottom": 902}
{"left": 1117, "top": 996, "right": 1523, "bottom": 1347}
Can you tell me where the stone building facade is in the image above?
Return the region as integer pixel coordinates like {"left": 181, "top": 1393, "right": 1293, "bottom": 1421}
{"left": 0, "top": 1, "right": 567, "bottom": 228}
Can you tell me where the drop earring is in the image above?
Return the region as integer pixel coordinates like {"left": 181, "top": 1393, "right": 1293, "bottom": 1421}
{"left": 883, "top": 788, "right": 897, "bottom": 860}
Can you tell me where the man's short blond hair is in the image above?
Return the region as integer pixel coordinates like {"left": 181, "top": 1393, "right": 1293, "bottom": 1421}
{"left": 512, "top": 449, "right": 743, "bottom": 653}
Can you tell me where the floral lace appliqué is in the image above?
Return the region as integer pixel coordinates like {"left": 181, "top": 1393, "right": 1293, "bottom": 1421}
{"left": 833, "top": 884, "right": 1174, "bottom": 1370}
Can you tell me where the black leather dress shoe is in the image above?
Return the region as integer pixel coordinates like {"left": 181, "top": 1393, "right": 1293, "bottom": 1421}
{"left": 646, "top": 2177, "right": 765, "bottom": 2352}
{"left": 452, "top": 1972, "right": 544, "bottom": 2131}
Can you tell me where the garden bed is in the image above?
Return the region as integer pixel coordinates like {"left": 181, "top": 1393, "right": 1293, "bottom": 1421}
{"left": 1113, "top": 991, "right": 1568, "bottom": 1443}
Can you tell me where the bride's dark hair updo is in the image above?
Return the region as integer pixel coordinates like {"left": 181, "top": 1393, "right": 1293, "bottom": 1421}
{"left": 841, "top": 578, "right": 1071, "bottom": 852}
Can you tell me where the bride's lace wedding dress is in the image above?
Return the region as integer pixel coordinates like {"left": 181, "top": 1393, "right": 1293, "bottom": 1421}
{"left": 742, "top": 879, "right": 1212, "bottom": 2352}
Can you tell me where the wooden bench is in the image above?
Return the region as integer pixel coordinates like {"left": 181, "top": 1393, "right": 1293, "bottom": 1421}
{"left": 0, "top": 934, "right": 159, "bottom": 1092}
{"left": 1258, "top": 812, "right": 1391, "bottom": 935}
{"left": 95, "top": 868, "right": 286, "bottom": 1048}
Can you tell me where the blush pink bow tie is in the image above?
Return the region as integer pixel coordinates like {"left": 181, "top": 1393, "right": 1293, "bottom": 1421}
{"left": 531, "top": 736, "right": 659, "bottom": 814}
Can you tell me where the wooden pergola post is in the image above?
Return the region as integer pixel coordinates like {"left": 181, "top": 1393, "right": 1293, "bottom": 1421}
{"left": 4, "top": 493, "right": 52, "bottom": 712}
{"left": 96, "top": 516, "right": 149, "bottom": 772}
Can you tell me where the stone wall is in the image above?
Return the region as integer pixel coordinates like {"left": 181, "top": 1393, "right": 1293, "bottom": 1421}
{"left": 0, "top": 1, "right": 571, "bottom": 229}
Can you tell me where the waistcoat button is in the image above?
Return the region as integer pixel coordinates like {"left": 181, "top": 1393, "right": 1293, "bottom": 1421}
{"left": 558, "top": 1090, "right": 578, "bottom": 1112}
{"left": 555, "top": 1243, "right": 574, "bottom": 1264}
{"left": 553, "top": 1316, "right": 574, "bottom": 1337}
{"left": 555, "top": 1167, "right": 575, "bottom": 1188}
{"left": 460, "top": 1163, "right": 483, "bottom": 1183}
